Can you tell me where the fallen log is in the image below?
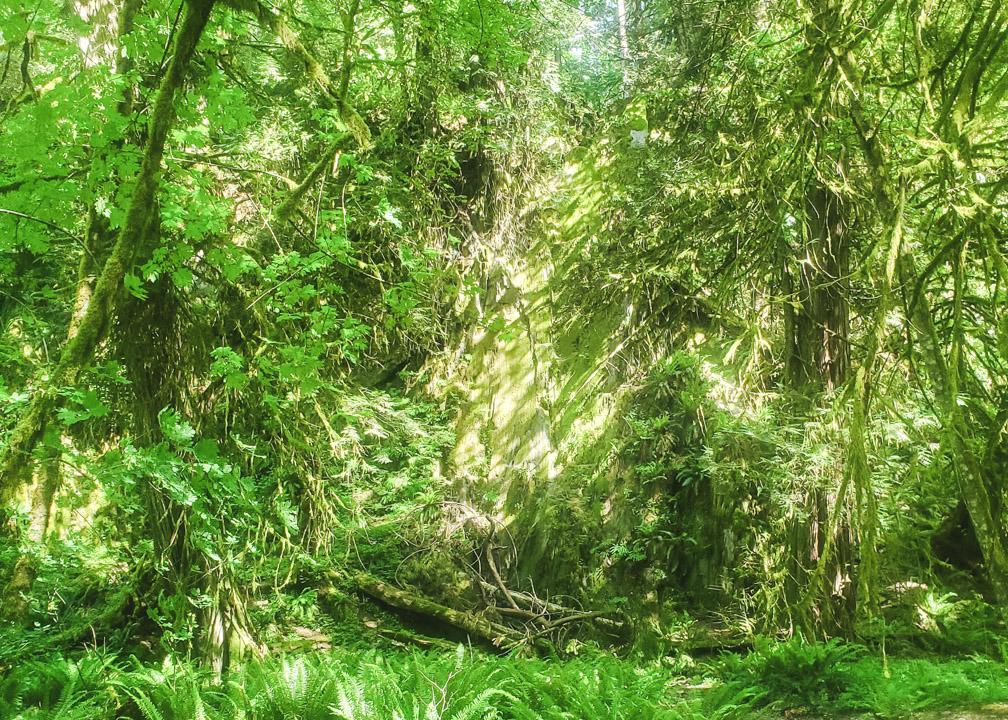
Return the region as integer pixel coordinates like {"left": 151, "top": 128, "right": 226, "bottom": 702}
{"left": 272, "top": 626, "right": 332, "bottom": 654}
{"left": 378, "top": 629, "right": 459, "bottom": 652}
{"left": 355, "top": 574, "right": 523, "bottom": 649}
{"left": 667, "top": 628, "right": 755, "bottom": 653}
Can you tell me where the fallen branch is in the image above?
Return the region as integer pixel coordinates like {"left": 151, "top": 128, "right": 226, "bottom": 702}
{"left": 378, "top": 629, "right": 459, "bottom": 652}
{"left": 477, "top": 579, "right": 626, "bottom": 633}
{"left": 484, "top": 541, "right": 520, "bottom": 612}
{"left": 497, "top": 606, "right": 547, "bottom": 622}
{"left": 477, "top": 579, "right": 571, "bottom": 614}
{"left": 355, "top": 574, "right": 522, "bottom": 649}
{"left": 526, "top": 611, "right": 606, "bottom": 642}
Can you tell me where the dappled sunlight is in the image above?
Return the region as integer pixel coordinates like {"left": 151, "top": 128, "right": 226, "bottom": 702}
{"left": 2, "top": 0, "right": 1007, "bottom": 704}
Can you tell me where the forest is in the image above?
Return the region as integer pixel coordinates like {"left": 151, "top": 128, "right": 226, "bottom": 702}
{"left": 3, "top": 0, "right": 1008, "bottom": 716}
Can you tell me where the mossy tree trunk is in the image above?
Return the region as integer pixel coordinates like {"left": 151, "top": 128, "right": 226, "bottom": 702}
{"left": 781, "top": 181, "right": 860, "bottom": 634}
{"left": 825, "top": 36, "right": 1008, "bottom": 612}
{"left": 898, "top": 252, "right": 1008, "bottom": 609}
{"left": 1, "top": 0, "right": 215, "bottom": 626}
{"left": 783, "top": 0, "right": 895, "bottom": 633}
{"left": 785, "top": 185, "right": 849, "bottom": 393}
{"left": 0, "top": 0, "right": 217, "bottom": 503}
{"left": 21, "top": 0, "right": 146, "bottom": 548}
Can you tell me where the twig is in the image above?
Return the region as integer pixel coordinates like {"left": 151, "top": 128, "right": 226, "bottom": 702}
{"left": 485, "top": 521, "right": 520, "bottom": 611}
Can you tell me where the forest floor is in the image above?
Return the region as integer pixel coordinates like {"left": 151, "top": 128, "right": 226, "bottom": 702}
{"left": 751, "top": 706, "right": 1008, "bottom": 720}
{"left": 915, "top": 709, "right": 1008, "bottom": 719}
{"left": 715, "top": 703, "right": 1008, "bottom": 720}
{"left": 808, "top": 710, "right": 1008, "bottom": 720}
{"left": 4, "top": 638, "right": 1008, "bottom": 720}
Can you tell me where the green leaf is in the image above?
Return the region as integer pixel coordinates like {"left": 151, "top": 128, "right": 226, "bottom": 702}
{"left": 159, "top": 407, "right": 195, "bottom": 446}
{"left": 57, "top": 390, "right": 110, "bottom": 425}
{"left": 171, "top": 267, "right": 194, "bottom": 288}
{"left": 123, "top": 272, "right": 148, "bottom": 299}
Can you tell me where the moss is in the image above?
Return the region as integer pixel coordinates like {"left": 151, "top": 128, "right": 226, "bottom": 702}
{"left": 0, "top": 555, "right": 35, "bottom": 623}
{"left": 225, "top": 0, "right": 372, "bottom": 148}
{"left": 0, "top": 0, "right": 213, "bottom": 502}
{"left": 318, "top": 585, "right": 359, "bottom": 624}
{"left": 398, "top": 547, "right": 481, "bottom": 609}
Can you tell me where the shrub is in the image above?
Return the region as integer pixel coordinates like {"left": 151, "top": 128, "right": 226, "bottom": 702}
{"left": 717, "top": 637, "right": 858, "bottom": 710}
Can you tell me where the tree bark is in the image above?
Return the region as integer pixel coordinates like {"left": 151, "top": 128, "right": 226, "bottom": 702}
{"left": 355, "top": 574, "right": 522, "bottom": 648}
{"left": 0, "top": 0, "right": 216, "bottom": 503}
{"left": 787, "top": 185, "right": 849, "bottom": 392}
{"left": 616, "top": 0, "right": 632, "bottom": 97}
{"left": 0, "top": 556, "right": 35, "bottom": 622}
{"left": 26, "top": 428, "right": 61, "bottom": 542}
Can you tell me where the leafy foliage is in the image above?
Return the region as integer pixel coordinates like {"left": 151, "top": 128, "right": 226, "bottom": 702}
{"left": 718, "top": 638, "right": 857, "bottom": 709}
{"left": 4, "top": 0, "right": 1008, "bottom": 700}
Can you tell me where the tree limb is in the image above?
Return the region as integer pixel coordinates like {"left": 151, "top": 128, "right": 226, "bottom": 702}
{"left": 355, "top": 573, "right": 521, "bottom": 648}
{"left": 0, "top": 0, "right": 217, "bottom": 501}
{"left": 220, "top": 0, "right": 372, "bottom": 149}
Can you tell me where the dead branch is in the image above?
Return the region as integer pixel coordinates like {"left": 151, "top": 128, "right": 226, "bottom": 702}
{"left": 354, "top": 569, "right": 628, "bottom": 655}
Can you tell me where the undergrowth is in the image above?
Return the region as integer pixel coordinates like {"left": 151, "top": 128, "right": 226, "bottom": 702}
{"left": 0, "top": 647, "right": 707, "bottom": 720}
{"left": 3, "top": 641, "right": 1008, "bottom": 719}
{"left": 713, "top": 637, "right": 1008, "bottom": 718}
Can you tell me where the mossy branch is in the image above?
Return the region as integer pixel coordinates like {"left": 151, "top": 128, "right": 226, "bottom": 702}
{"left": 355, "top": 574, "right": 522, "bottom": 648}
{"left": 273, "top": 137, "right": 354, "bottom": 224}
{"left": 222, "top": 0, "right": 372, "bottom": 149}
{"left": 833, "top": 38, "right": 1008, "bottom": 612}
{"left": 0, "top": 0, "right": 216, "bottom": 502}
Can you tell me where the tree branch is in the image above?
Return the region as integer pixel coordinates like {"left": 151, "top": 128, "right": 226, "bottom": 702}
{"left": 0, "top": 0, "right": 217, "bottom": 501}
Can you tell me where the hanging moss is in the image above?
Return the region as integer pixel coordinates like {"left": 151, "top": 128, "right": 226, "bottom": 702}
{"left": 0, "top": 0, "right": 216, "bottom": 501}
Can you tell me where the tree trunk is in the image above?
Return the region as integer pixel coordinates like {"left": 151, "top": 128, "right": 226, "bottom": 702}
{"left": 27, "top": 428, "right": 61, "bottom": 543}
{"left": 787, "top": 185, "right": 849, "bottom": 392}
{"left": 0, "top": 0, "right": 216, "bottom": 502}
{"left": 781, "top": 178, "right": 858, "bottom": 633}
{"left": 0, "top": 556, "right": 35, "bottom": 623}
{"left": 616, "top": 0, "right": 632, "bottom": 97}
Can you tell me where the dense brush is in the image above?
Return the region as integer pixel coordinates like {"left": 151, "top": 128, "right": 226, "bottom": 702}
{"left": 5, "top": 643, "right": 1008, "bottom": 719}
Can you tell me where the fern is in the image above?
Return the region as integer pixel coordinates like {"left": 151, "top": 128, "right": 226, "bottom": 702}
{"left": 717, "top": 637, "right": 858, "bottom": 710}
{"left": 333, "top": 672, "right": 369, "bottom": 720}
{"left": 46, "top": 673, "right": 79, "bottom": 720}
{"left": 0, "top": 693, "right": 25, "bottom": 720}
{"left": 124, "top": 689, "right": 167, "bottom": 720}
{"left": 194, "top": 690, "right": 206, "bottom": 720}
{"left": 447, "top": 688, "right": 513, "bottom": 720}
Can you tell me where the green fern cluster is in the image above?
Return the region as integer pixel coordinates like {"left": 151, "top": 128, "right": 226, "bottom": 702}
{"left": 0, "top": 646, "right": 728, "bottom": 720}
{"left": 12, "top": 641, "right": 1006, "bottom": 720}
{"left": 0, "top": 651, "right": 117, "bottom": 720}
{"left": 716, "top": 637, "right": 857, "bottom": 710}
{"left": 836, "top": 656, "right": 1008, "bottom": 719}
{"left": 500, "top": 655, "right": 677, "bottom": 719}
{"left": 114, "top": 648, "right": 520, "bottom": 720}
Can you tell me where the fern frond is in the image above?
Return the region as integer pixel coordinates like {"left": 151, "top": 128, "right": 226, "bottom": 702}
{"left": 47, "top": 673, "right": 79, "bottom": 720}
{"left": 124, "top": 689, "right": 166, "bottom": 720}
{"left": 194, "top": 689, "right": 207, "bottom": 720}
{"left": 333, "top": 671, "right": 369, "bottom": 720}
{"left": 448, "top": 688, "right": 513, "bottom": 720}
